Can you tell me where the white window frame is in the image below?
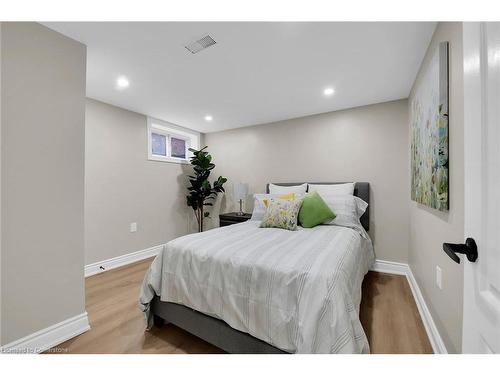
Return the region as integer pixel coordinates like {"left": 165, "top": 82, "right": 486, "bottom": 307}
{"left": 147, "top": 117, "right": 200, "bottom": 164}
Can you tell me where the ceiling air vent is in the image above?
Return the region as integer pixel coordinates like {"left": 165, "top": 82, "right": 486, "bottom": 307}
{"left": 185, "top": 35, "right": 217, "bottom": 54}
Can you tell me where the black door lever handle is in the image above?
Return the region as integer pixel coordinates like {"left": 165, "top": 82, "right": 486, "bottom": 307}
{"left": 443, "top": 238, "right": 478, "bottom": 264}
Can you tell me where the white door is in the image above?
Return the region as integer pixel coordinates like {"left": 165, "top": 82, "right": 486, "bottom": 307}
{"left": 462, "top": 22, "right": 500, "bottom": 353}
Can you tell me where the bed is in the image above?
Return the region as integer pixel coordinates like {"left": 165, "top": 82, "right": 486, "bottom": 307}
{"left": 139, "top": 182, "right": 374, "bottom": 353}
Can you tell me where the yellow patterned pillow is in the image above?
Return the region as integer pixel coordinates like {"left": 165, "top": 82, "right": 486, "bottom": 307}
{"left": 262, "top": 192, "right": 295, "bottom": 208}
{"left": 259, "top": 197, "right": 303, "bottom": 231}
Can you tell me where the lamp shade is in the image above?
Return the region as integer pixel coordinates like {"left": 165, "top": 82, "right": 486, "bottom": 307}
{"left": 233, "top": 183, "right": 248, "bottom": 201}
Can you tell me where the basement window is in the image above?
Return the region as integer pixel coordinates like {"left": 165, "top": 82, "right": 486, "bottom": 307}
{"left": 147, "top": 117, "right": 200, "bottom": 164}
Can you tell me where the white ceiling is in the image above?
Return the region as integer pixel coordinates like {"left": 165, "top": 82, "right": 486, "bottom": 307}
{"left": 43, "top": 22, "right": 436, "bottom": 133}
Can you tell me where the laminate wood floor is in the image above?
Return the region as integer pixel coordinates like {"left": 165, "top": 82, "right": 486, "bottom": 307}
{"left": 50, "top": 258, "right": 432, "bottom": 354}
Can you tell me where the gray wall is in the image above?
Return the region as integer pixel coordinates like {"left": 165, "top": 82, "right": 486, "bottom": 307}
{"left": 85, "top": 99, "right": 194, "bottom": 265}
{"left": 408, "top": 22, "right": 464, "bottom": 353}
{"left": 1, "top": 23, "right": 87, "bottom": 344}
{"left": 205, "top": 100, "right": 410, "bottom": 263}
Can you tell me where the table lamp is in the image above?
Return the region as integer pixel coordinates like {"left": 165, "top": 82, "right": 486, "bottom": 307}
{"left": 233, "top": 183, "right": 249, "bottom": 216}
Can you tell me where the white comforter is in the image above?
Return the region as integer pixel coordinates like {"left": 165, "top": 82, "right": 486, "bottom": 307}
{"left": 139, "top": 221, "right": 374, "bottom": 353}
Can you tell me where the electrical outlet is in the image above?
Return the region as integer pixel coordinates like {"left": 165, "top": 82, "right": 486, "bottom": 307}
{"left": 436, "top": 266, "right": 442, "bottom": 290}
{"left": 130, "top": 222, "right": 137, "bottom": 233}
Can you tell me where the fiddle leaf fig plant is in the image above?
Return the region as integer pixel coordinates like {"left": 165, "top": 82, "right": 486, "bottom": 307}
{"left": 186, "top": 146, "right": 227, "bottom": 232}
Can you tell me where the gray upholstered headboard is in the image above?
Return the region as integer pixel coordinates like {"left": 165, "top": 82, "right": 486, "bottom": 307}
{"left": 265, "top": 182, "right": 370, "bottom": 231}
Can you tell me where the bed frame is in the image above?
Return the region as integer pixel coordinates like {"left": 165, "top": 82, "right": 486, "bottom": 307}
{"left": 151, "top": 182, "right": 370, "bottom": 353}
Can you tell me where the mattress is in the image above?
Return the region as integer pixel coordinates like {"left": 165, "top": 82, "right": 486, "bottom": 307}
{"left": 139, "top": 221, "right": 374, "bottom": 353}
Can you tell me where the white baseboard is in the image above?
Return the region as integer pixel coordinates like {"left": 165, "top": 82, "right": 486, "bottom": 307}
{"left": 370, "top": 259, "right": 448, "bottom": 354}
{"left": 85, "top": 244, "right": 164, "bottom": 277}
{"left": 405, "top": 266, "right": 448, "bottom": 354}
{"left": 1, "top": 312, "right": 90, "bottom": 354}
{"left": 370, "top": 259, "right": 408, "bottom": 275}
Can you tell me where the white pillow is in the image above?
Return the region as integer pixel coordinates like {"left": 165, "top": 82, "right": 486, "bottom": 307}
{"left": 319, "top": 194, "right": 368, "bottom": 236}
{"left": 250, "top": 193, "right": 304, "bottom": 221}
{"left": 268, "top": 183, "right": 307, "bottom": 195}
{"left": 308, "top": 182, "right": 355, "bottom": 195}
{"left": 251, "top": 194, "right": 271, "bottom": 221}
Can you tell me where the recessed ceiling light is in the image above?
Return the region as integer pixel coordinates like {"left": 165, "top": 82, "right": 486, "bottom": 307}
{"left": 116, "top": 76, "right": 130, "bottom": 90}
{"left": 323, "top": 87, "right": 335, "bottom": 96}
{"left": 204, "top": 115, "right": 213, "bottom": 122}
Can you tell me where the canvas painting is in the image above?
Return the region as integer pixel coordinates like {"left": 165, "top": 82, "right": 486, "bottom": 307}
{"left": 410, "top": 41, "right": 449, "bottom": 211}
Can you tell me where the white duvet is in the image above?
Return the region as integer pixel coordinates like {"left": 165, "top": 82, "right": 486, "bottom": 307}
{"left": 139, "top": 221, "right": 374, "bottom": 353}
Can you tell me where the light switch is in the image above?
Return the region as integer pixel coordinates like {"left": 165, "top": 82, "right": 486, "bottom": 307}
{"left": 130, "top": 222, "right": 137, "bottom": 233}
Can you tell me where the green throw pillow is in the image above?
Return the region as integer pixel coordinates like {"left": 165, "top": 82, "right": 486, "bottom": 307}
{"left": 298, "top": 191, "right": 336, "bottom": 228}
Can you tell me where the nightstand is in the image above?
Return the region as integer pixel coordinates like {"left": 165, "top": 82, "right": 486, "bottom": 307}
{"left": 219, "top": 212, "right": 252, "bottom": 227}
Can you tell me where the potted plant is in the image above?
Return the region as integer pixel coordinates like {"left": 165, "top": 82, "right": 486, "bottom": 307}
{"left": 186, "top": 146, "right": 227, "bottom": 232}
